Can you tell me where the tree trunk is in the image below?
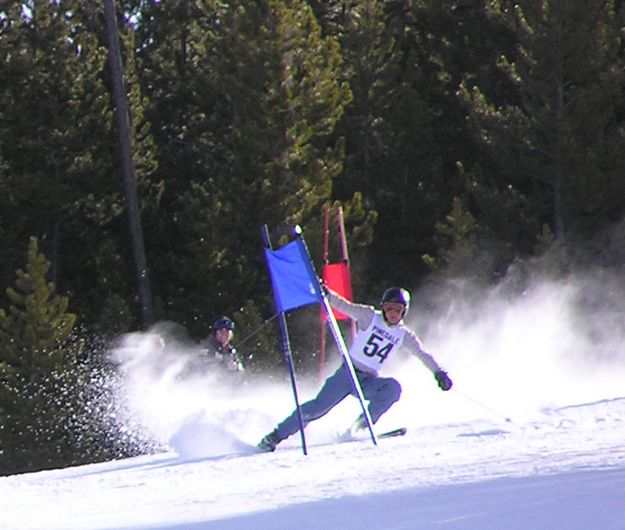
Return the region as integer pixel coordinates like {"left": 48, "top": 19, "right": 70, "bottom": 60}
{"left": 103, "top": 0, "right": 154, "bottom": 328}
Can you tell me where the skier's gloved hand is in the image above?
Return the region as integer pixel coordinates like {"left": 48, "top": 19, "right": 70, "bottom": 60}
{"left": 434, "top": 370, "right": 452, "bottom": 391}
{"left": 318, "top": 278, "right": 329, "bottom": 296}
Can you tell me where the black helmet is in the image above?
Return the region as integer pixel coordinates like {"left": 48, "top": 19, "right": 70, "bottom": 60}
{"left": 380, "top": 287, "right": 411, "bottom": 314}
{"left": 212, "top": 316, "right": 235, "bottom": 333}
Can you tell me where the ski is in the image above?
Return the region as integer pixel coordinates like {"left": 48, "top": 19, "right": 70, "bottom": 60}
{"left": 336, "top": 426, "right": 407, "bottom": 444}
{"left": 378, "top": 427, "right": 407, "bottom": 438}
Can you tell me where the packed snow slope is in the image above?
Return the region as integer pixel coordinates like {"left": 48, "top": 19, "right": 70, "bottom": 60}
{"left": 1, "top": 395, "right": 625, "bottom": 530}
{"left": 2, "top": 274, "right": 625, "bottom": 529}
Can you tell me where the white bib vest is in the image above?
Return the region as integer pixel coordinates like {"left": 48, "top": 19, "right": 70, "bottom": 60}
{"left": 349, "top": 312, "right": 406, "bottom": 374}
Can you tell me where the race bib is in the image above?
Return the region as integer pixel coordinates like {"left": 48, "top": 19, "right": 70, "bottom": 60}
{"left": 349, "top": 313, "right": 405, "bottom": 373}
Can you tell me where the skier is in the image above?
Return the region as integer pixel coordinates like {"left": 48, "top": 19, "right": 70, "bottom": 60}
{"left": 257, "top": 287, "right": 452, "bottom": 452}
{"left": 199, "top": 316, "right": 244, "bottom": 373}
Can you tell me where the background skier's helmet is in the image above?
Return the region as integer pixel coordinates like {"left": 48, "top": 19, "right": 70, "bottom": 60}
{"left": 212, "top": 316, "right": 235, "bottom": 334}
{"left": 380, "top": 287, "right": 411, "bottom": 317}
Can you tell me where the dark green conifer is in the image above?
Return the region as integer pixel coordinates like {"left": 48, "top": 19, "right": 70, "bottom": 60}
{"left": 0, "top": 238, "right": 78, "bottom": 474}
{"left": 462, "top": 0, "right": 625, "bottom": 257}
{"left": 132, "top": 1, "right": 354, "bottom": 340}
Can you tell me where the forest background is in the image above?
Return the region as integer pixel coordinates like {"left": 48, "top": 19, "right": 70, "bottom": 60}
{"left": 2, "top": 0, "right": 625, "bottom": 475}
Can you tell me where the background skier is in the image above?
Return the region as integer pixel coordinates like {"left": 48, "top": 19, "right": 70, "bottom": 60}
{"left": 199, "top": 316, "right": 244, "bottom": 373}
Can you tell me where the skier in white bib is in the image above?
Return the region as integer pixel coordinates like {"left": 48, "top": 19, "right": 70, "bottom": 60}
{"left": 258, "top": 286, "right": 452, "bottom": 452}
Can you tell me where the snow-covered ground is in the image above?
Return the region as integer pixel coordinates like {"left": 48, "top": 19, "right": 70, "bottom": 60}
{"left": 2, "top": 393, "right": 624, "bottom": 530}
{"left": 2, "top": 276, "right": 625, "bottom": 529}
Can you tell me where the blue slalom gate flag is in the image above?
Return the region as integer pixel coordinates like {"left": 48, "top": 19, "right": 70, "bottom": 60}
{"left": 264, "top": 240, "right": 322, "bottom": 313}
{"left": 261, "top": 224, "right": 376, "bottom": 452}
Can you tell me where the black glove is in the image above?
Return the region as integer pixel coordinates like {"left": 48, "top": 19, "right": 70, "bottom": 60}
{"left": 434, "top": 370, "right": 452, "bottom": 391}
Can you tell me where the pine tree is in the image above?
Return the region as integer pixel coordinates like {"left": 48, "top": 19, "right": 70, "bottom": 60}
{"left": 422, "top": 197, "right": 478, "bottom": 274}
{"left": 313, "top": 1, "right": 515, "bottom": 289}
{"left": 462, "top": 0, "right": 625, "bottom": 256}
{"left": 0, "top": 1, "right": 160, "bottom": 330}
{"left": 0, "top": 2, "right": 114, "bottom": 248}
{"left": 131, "top": 1, "right": 354, "bottom": 344}
{"left": 129, "top": 0, "right": 234, "bottom": 331}
{"left": 0, "top": 237, "right": 78, "bottom": 474}
{"left": 297, "top": 1, "right": 412, "bottom": 294}
{"left": 64, "top": 2, "right": 161, "bottom": 329}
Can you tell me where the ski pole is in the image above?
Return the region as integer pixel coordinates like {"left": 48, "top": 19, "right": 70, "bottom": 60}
{"left": 453, "top": 388, "right": 512, "bottom": 423}
{"left": 235, "top": 313, "right": 278, "bottom": 349}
